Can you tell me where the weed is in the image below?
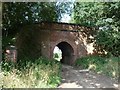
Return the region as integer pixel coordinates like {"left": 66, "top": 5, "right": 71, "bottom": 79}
{"left": 0, "top": 57, "right": 61, "bottom": 88}
{"left": 75, "top": 55, "right": 119, "bottom": 79}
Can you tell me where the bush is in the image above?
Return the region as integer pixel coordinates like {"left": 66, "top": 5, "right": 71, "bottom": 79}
{"left": 75, "top": 56, "right": 107, "bottom": 69}
{"left": 0, "top": 57, "right": 61, "bottom": 88}
{"left": 94, "top": 29, "right": 120, "bottom": 57}
{"left": 75, "top": 55, "right": 119, "bottom": 79}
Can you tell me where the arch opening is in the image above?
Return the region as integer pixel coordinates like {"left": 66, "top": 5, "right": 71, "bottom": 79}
{"left": 53, "top": 42, "right": 74, "bottom": 65}
{"left": 53, "top": 46, "right": 62, "bottom": 61}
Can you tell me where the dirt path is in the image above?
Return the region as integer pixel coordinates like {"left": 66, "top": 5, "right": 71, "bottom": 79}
{"left": 58, "top": 64, "right": 118, "bottom": 89}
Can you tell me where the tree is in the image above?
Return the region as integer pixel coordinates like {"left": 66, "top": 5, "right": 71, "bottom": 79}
{"left": 2, "top": 2, "right": 58, "bottom": 37}
{"left": 2, "top": 2, "right": 74, "bottom": 49}
{"left": 73, "top": 2, "right": 120, "bottom": 56}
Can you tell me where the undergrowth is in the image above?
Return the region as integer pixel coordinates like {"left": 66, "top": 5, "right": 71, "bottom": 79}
{"left": 75, "top": 55, "right": 119, "bottom": 79}
{"left": 0, "top": 57, "right": 61, "bottom": 88}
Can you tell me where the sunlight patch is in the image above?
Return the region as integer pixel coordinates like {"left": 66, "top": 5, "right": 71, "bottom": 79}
{"left": 53, "top": 46, "right": 62, "bottom": 61}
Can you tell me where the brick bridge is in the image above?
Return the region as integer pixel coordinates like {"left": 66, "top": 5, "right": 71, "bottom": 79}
{"left": 16, "top": 22, "right": 93, "bottom": 65}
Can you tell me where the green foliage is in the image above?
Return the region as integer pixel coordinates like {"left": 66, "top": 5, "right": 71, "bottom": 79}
{"left": 2, "top": 2, "right": 59, "bottom": 58}
{"left": 2, "top": 2, "right": 73, "bottom": 54}
{"left": 2, "top": 2, "right": 73, "bottom": 37}
{"left": 2, "top": 2, "right": 58, "bottom": 37}
{"left": 102, "top": 57, "right": 119, "bottom": 78}
{"left": 75, "top": 55, "right": 107, "bottom": 69}
{"left": 73, "top": 2, "right": 120, "bottom": 56}
{"left": 54, "top": 53, "right": 59, "bottom": 58}
{"left": 73, "top": 2, "right": 103, "bottom": 26}
{"left": 1, "top": 61, "right": 15, "bottom": 72}
{"left": 95, "top": 29, "right": 120, "bottom": 56}
{"left": 75, "top": 56, "right": 119, "bottom": 79}
{"left": 2, "top": 36, "right": 16, "bottom": 50}
{"left": 1, "top": 57, "right": 61, "bottom": 88}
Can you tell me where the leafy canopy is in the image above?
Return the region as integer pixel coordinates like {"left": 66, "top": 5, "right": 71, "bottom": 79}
{"left": 73, "top": 2, "right": 120, "bottom": 56}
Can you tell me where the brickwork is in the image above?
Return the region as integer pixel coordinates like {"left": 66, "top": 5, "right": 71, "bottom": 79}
{"left": 16, "top": 22, "right": 92, "bottom": 65}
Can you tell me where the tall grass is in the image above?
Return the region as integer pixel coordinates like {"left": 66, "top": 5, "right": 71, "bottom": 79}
{"left": 0, "top": 57, "right": 61, "bottom": 88}
{"left": 75, "top": 55, "right": 119, "bottom": 79}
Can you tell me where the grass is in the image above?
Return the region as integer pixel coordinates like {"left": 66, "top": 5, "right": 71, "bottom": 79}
{"left": 75, "top": 55, "right": 119, "bottom": 79}
{"left": 0, "top": 57, "right": 62, "bottom": 88}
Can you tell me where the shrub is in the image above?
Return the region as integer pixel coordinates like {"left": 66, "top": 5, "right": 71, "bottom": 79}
{"left": 0, "top": 57, "right": 61, "bottom": 88}
{"left": 75, "top": 55, "right": 119, "bottom": 79}
{"left": 75, "top": 56, "right": 107, "bottom": 69}
{"left": 94, "top": 29, "right": 120, "bottom": 57}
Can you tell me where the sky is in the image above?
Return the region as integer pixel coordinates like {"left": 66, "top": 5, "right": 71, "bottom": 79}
{"left": 60, "top": 14, "right": 71, "bottom": 23}
{"left": 56, "top": 0, "right": 75, "bottom": 23}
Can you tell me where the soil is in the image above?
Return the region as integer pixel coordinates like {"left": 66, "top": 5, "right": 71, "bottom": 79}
{"left": 57, "top": 64, "right": 119, "bottom": 89}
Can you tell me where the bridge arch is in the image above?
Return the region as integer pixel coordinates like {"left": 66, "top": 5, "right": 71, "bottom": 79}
{"left": 52, "top": 41, "right": 76, "bottom": 65}
{"left": 16, "top": 22, "right": 89, "bottom": 64}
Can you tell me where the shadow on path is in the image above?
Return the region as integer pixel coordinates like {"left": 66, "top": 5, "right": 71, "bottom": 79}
{"left": 58, "top": 64, "right": 118, "bottom": 89}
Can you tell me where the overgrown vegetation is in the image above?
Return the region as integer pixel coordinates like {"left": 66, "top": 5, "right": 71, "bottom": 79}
{"left": 1, "top": 2, "right": 120, "bottom": 88}
{"left": 2, "top": 2, "right": 72, "bottom": 37}
{"left": 75, "top": 55, "right": 119, "bottom": 79}
{"left": 73, "top": 2, "right": 120, "bottom": 56}
{"left": 0, "top": 57, "right": 61, "bottom": 88}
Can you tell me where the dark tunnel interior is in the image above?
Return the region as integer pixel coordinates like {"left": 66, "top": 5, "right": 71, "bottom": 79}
{"left": 57, "top": 42, "right": 74, "bottom": 65}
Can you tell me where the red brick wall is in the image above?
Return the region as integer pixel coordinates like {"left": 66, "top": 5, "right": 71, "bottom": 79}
{"left": 16, "top": 22, "right": 88, "bottom": 64}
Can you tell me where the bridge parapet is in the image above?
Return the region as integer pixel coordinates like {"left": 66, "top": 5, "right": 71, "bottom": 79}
{"left": 36, "top": 21, "right": 95, "bottom": 32}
